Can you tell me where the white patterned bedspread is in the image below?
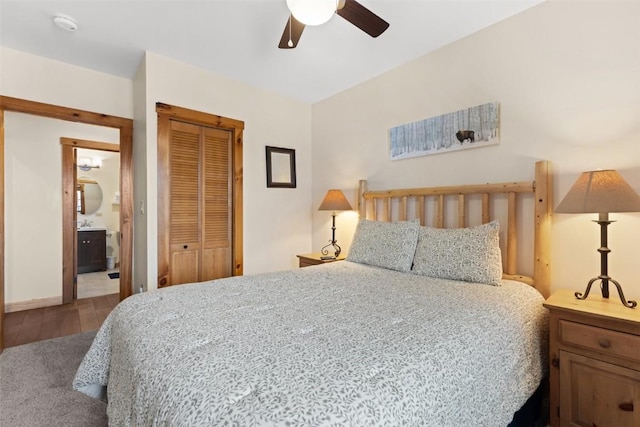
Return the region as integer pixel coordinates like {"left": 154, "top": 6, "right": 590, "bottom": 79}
{"left": 74, "top": 261, "right": 548, "bottom": 426}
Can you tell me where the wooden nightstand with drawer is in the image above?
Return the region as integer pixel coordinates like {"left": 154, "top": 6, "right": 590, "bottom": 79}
{"left": 544, "top": 289, "right": 640, "bottom": 427}
{"left": 296, "top": 253, "right": 346, "bottom": 268}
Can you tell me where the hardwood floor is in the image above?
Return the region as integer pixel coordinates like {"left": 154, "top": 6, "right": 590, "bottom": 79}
{"left": 3, "top": 293, "right": 119, "bottom": 348}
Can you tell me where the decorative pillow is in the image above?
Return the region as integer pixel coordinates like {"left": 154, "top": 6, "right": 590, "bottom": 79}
{"left": 411, "top": 220, "right": 503, "bottom": 285}
{"left": 346, "top": 219, "right": 420, "bottom": 272}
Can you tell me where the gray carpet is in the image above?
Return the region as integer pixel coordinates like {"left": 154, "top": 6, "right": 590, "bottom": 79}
{"left": 0, "top": 331, "right": 107, "bottom": 427}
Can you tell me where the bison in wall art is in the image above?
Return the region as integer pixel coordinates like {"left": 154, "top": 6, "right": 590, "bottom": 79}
{"left": 455, "top": 130, "right": 475, "bottom": 144}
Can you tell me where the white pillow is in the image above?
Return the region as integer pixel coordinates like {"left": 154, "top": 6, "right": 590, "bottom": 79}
{"left": 346, "top": 219, "right": 420, "bottom": 272}
{"left": 411, "top": 220, "right": 503, "bottom": 285}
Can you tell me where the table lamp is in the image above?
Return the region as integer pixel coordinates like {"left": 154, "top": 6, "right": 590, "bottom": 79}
{"left": 318, "top": 189, "right": 353, "bottom": 258}
{"left": 556, "top": 169, "right": 640, "bottom": 308}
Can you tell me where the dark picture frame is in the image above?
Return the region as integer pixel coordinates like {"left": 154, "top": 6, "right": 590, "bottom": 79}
{"left": 266, "top": 146, "right": 296, "bottom": 188}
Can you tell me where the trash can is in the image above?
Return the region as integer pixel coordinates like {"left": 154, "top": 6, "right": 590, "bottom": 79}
{"left": 106, "top": 256, "right": 116, "bottom": 270}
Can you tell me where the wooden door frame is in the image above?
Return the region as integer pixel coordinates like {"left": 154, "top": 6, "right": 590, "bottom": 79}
{"left": 61, "top": 137, "right": 121, "bottom": 303}
{"left": 0, "top": 96, "right": 134, "bottom": 352}
{"left": 156, "top": 102, "right": 244, "bottom": 288}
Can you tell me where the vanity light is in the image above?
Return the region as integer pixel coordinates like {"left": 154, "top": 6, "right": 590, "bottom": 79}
{"left": 78, "top": 158, "right": 101, "bottom": 171}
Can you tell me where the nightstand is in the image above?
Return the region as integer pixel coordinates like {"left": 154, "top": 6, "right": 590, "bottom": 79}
{"left": 544, "top": 290, "right": 640, "bottom": 427}
{"left": 296, "top": 252, "right": 346, "bottom": 268}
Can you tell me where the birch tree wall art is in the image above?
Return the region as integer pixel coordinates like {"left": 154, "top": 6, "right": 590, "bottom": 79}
{"left": 389, "top": 102, "right": 499, "bottom": 160}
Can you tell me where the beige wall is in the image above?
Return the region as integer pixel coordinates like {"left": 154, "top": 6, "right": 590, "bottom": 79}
{"left": 0, "top": 47, "right": 133, "bottom": 117}
{"left": 3, "top": 113, "right": 119, "bottom": 304}
{"left": 135, "top": 52, "right": 313, "bottom": 291}
{"left": 311, "top": 0, "right": 640, "bottom": 300}
{"left": 3, "top": 0, "right": 639, "bottom": 305}
{"left": 132, "top": 54, "right": 148, "bottom": 295}
{"left": 1, "top": 48, "right": 131, "bottom": 305}
{"left": 2, "top": 47, "right": 313, "bottom": 302}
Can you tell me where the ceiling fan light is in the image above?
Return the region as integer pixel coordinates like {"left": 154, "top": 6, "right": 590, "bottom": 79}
{"left": 286, "top": 0, "right": 336, "bottom": 26}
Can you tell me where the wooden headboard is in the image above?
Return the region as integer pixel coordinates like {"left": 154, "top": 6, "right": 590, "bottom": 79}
{"left": 357, "top": 160, "right": 552, "bottom": 298}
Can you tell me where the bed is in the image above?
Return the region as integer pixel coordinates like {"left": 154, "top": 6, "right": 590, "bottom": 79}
{"left": 74, "top": 160, "right": 553, "bottom": 426}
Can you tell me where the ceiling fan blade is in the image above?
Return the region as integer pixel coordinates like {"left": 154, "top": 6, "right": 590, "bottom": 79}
{"left": 278, "top": 15, "right": 305, "bottom": 49}
{"left": 337, "top": 0, "right": 389, "bottom": 38}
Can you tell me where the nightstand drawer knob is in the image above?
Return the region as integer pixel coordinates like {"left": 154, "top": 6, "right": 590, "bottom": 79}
{"left": 598, "top": 338, "right": 611, "bottom": 348}
{"left": 551, "top": 357, "right": 559, "bottom": 368}
{"left": 619, "top": 402, "right": 634, "bottom": 412}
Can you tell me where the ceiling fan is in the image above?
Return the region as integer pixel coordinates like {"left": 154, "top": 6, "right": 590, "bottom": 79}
{"left": 278, "top": 0, "right": 389, "bottom": 49}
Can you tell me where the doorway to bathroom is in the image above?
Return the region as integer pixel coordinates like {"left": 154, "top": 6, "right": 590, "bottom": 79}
{"left": 61, "top": 138, "right": 120, "bottom": 301}
{"left": 1, "top": 96, "right": 133, "bottom": 352}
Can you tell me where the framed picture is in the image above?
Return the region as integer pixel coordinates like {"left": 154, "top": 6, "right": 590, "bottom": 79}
{"left": 265, "top": 146, "right": 296, "bottom": 188}
{"left": 389, "top": 102, "right": 500, "bottom": 160}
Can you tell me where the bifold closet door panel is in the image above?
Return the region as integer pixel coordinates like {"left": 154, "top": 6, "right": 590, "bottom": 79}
{"left": 202, "top": 127, "right": 232, "bottom": 281}
{"left": 168, "top": 120, "right": 201, "bottom": 285}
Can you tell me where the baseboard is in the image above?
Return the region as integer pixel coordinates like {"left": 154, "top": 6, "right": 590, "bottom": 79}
{"left": 5, "top": 296, "right": 62, "bottom": 313}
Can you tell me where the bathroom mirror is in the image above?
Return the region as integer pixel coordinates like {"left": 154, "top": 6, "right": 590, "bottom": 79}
{"left": 77, "top": 177, "right": 103, "bottom": 215}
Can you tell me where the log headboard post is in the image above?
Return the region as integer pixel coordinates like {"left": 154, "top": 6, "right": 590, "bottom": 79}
{"left": 533, "top": 160, "right": 552, "bottom": 298}
{"left": 358, "top": 179, "right": 367, "bottom": 219}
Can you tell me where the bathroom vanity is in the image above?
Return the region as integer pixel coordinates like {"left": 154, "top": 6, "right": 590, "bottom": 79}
{"left": 77, "top": 229, "right": 106, "bottom": 273}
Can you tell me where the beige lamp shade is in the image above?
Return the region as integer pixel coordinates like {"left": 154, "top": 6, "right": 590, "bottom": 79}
{"left": 318, "top": 189, "right": 353, "bottom": 211}
{"left": 556, "top": 170, "right": 640, "bottom": 214}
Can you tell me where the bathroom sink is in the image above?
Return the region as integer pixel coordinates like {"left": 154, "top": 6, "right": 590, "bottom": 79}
{"left": 77, "top": 226, "right": 107, "bottom": 231}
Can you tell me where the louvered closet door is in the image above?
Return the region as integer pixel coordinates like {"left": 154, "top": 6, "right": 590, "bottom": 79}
{"left": 202, "top": 127, "right": 232, "bottom": 281}
{"left": 168, "top": 121, "right": 201, "bottom": 285}
{"left": 165, "top": 121, "right": 233, "bottom": 286}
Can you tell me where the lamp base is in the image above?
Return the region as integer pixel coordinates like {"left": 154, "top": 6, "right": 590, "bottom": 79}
{"left": 574, "top": 214, "right": 637, "bottom": 309}
{"left": 575, "top": 276, "right": 637, "bottom": 308}
{"left": 321, "top": 211, "right": 341, "bottom": 257}
{"left": 321, "top": 241, "right": 341, "bottom": 258}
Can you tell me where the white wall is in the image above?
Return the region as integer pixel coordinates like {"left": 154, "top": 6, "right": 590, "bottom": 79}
{"left": 311, "top": 0, "right": 640, "bottom": 300}
{"left": 135, "top": 52, "right": 312, "bottom": 292}
{"left": 1, "top": 47, "right": 132, "bottom": 305}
